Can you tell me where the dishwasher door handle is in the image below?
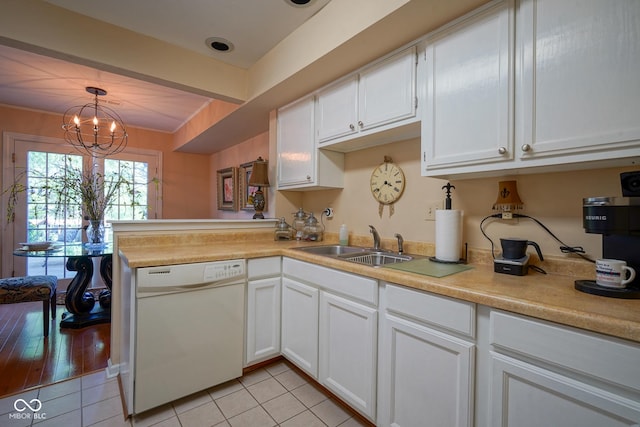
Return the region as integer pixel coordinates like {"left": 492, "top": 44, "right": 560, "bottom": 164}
{"left": 137, "top": 278, "right": 245, "bottom": 296}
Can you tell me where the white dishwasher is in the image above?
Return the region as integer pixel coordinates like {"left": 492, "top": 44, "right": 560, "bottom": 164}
{"left": 131, "top": 259, "right": 245, "bottom": 414}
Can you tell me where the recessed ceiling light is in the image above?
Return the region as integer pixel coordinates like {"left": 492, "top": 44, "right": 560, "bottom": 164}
{"left": 205, "top": 37, "right": 234, "bottom": 53}
{"left": 285, "top": 0, "right": 314, "bottom": 7}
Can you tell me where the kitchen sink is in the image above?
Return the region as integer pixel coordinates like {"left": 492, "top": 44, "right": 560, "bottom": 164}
{"left": 293, "top": 245, "right": 370, "bottom": 256}
{"left": 294, "top": 245, "right": 420, "bottom": 267}
{"left": 338, "top": 251, "right": 414, "bottom": 267}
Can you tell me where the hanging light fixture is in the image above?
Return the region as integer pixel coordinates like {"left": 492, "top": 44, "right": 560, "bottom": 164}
{"left": 62, "top": 86, "right": 128, "bottom": 158}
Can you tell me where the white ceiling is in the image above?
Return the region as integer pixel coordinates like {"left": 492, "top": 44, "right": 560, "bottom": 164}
{"left": 0, "top": 0, "right": 331, "bottom": 134}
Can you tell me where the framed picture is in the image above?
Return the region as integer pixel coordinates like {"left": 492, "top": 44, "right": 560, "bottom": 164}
{"left": 239, "top": 161, "right": 267, "bottom": 212}
{"left": 217, "top": 167, "right": 237, "bottom": 211}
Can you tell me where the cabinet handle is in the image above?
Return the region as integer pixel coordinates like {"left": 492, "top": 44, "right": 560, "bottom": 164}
{"left": 521, "top": 144, "right": 531, "bottom": 152}
{"left": 306, "top": 175, "right": 311, "bottom": 181}
{"left": 358, "top": 121, "right": 363, "bottom": 128}
{"left": 349, "top": 124, "right": 355, "bottom": 131}
{"left": 498, "top": 147, "right": 507, "bottom": 155}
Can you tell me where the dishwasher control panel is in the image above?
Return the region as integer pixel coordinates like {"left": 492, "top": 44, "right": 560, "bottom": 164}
{"left": 204, "top": 260, "right": 245, "bottom": 282}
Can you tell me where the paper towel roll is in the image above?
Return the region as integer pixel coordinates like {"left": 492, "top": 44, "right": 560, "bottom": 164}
{"left": 435, "top": 209, "right": 463, "bottom": 262}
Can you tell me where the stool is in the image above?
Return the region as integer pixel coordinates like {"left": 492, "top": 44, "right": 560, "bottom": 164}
{"left": 0, "top": 276, "right": 57, "bottom": 337}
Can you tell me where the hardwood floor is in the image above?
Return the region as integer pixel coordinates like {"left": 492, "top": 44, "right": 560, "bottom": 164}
{"left": 0, "top": 301, "right": 110, "bottom": 398}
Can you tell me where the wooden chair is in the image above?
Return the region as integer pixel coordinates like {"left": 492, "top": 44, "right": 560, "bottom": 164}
{"left": 0, "top": 276, "right": 57, "bottom": 337}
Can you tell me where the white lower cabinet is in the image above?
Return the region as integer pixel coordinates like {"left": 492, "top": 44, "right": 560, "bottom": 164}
{"left": 245, "top": 257, "right": 281, "bottom": 366}
{"left": 377, "top": 283, "right": 476, "bottom": 427}
{"left": 486, "top": 309, "right": 640, "bottom": 427}
{"left": 282, "top": 257, "right": 378, "bottom": 422}
{"left": 319, "top": 291, "right": 377, "bottom": 419}
{"left": 281, "top": 277, "right": 319, "bottom": 377}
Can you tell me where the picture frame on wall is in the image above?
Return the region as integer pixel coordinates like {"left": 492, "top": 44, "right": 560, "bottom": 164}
{"left": 239, "top": 161, "right": 267, "bottom": 212}
{"left": 217, "top": 167, "right": 238, "bottom": 211}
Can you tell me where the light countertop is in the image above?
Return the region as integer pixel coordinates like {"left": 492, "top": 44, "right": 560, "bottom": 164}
{"left": 118, "top": 239, "right": 640, "bottom": 344}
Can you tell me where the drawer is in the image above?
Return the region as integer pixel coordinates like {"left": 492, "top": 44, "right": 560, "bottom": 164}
{"left": 248, "top": 257, "right": 281, "bottom": 279}
{"left": 490, "top": 310, "right": 640, "bottom": 393}
{"left": 283, "top": 258, "right": 377, "bottom": 306}
{"left": 384, "top": 283, "right": 475, "bottom": 339}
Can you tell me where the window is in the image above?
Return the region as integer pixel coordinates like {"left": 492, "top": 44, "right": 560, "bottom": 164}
{"left": 2, "top": 132, "right": 161, "bottom": 280}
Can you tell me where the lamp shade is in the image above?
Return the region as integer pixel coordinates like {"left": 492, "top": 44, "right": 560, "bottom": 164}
{"left": 249, "top": 157, "right": 270, "bottom": 187}
{"left": 493, "top": 180, "right": 523, "bottom": 211}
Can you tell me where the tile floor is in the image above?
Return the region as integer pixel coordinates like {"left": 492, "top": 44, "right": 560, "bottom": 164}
{"left": 0, "top": 360, "right": 370, "bottom": 427}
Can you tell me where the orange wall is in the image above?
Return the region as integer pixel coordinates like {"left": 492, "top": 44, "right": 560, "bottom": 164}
{"left": 209, "top": 132, "right": 270, "bottom": 219}
{"left": 0, "top": 105, "right": 211, "bottom": 219}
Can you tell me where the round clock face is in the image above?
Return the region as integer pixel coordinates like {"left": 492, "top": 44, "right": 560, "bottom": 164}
{"left": 370, "top": 162, "right": 405, "bottom": 205}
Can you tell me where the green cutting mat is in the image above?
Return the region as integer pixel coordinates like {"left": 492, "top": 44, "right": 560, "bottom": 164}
{"left": 383, "top": 258, "right": 473, "bottom": 277}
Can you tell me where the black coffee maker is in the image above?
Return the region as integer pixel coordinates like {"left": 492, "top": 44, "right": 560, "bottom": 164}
{"left": 578, "top": 171, "right": 640, "bottom": 298}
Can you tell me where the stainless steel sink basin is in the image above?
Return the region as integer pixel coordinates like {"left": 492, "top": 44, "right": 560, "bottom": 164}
{"left": 294, "top": 245, "right": 420, "bottom": 267}
{"left": 293, "top": 245, "right": 370, "bottom": 256}
{"left": 338, "top": 251, "right": 414, "bottom": 267}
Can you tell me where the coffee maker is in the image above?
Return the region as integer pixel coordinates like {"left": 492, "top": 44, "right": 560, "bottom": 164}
{"left": 578, "top": 172, "right": 640, "bottom": 297}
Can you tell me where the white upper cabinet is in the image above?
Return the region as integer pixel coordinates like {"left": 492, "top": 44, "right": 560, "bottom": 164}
{"left": 422, "top": 0, "right": 514, "bottom": 172}
{"left": 316, "top": 46, "right": 420, "bottom": 152}
{"left": 277, "top": 95, "right": 344, "bottom": 190}
{"left": 422, "top": 0, "right": 640, "bottom": 178}
{"left": 516, "top": 0, "right": 640, "bottom": 162}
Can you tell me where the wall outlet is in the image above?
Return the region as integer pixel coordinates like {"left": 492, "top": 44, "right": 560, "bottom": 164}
{"left": 425, "top": 200, "right": 443, "bottom": 221}
{"left": 323, "top": 207, "right": 334, "bottom": 218}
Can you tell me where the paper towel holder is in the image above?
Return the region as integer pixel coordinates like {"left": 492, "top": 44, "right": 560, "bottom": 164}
{"left": 430, "top": 243, "right": 468, "bottom": 264}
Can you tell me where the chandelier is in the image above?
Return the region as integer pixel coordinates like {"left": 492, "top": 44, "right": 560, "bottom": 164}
{"left": 62, "top": 86, "right": 128, "bottom": 158}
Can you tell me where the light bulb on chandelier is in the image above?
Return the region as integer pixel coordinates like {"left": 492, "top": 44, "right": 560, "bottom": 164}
{"left": 62, "top": 86, "right": 128, "bottom": 158}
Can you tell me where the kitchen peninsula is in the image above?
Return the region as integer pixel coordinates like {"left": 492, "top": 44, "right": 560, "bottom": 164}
{"left": 112, "top": 220, "right": 640, "bottom": 426}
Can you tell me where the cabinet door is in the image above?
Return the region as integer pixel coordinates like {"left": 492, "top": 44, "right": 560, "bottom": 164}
{"left": 316, "top": 77, "right": 358, "bottom": 142}
{"left": 490, "top": 352, "right": 640, "bottom": 427}
{"left": 358, "top": 46, "right": 416, "bottom": 132}
{"left": 277, "top": 96, "right": 315, "bottom": 187}
{"left": 423, "top": 0, "right": 513, "bottom": 172}
{"left": 246, "top": 276, "right": 281, "bottom": 365}
{"left": 517, "top": 0, "right": 640, "bottom": 161}
{"left": 319, "top": 292, "right": 377, "bottom": 421}
{"left": 378, "top": 313, "right": 475, "bottom": 427}
{"left": 281, "top": 277, "right": 319, "bottom": 378}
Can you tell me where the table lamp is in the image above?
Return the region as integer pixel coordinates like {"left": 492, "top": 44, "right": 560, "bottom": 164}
{"left": 248, "top": 157, "right": 270, "bottom": 219}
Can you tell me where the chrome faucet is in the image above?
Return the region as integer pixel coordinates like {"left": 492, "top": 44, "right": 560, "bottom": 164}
{"left": 369, "top": 225, "right": 381, "bottom": 250}
{"left": 395, "top": 233, "right": 404, "bottom": 255}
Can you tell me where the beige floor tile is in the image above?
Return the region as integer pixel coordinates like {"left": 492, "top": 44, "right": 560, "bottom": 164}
{"left": 87, "top": 413, "right": 132, "bottom": 427}
{"left": 238, "top": 368, "right": 271, "bottom": 387}
{"left": 38, "top": 378, "right": 82, "bottom": 402}
{"left": 0, "top": 389, "right": 39, "bottom": 417}
{"left": 227, "top": 405, "right": 276, "bottom": 427}
{"left": 215, "top": 389, "right": 258, "bottom": 419}
{"left": 213, "top": 420, "right": 231, "bottom": 427}
{"left": 147, "top": 416, "right": 181, "bottom": 427}
{"left": 246, "top": 378, "right": 287, "bottom": 403}
{"left": 279, "top": 409, "right": 326, "bottom": 427}
{"left": 82, "top": 379, "right": 120, "bottom": 407}
{"left": 274, "top": 369, "right": 307, "bottom": 391}
{"left": 82, "top": 395, "right": 124, "bottom": 426}
{"left": 290, "top": 383, "right": 327, "bottom": 408}
{"left": 208, "top": 379, "right": 244, "bottom": 400}
{"left": 33, "top": 408, "right": 81, "bottom": 427}
{"left": 177, "top": 401, "right": 225, "bottom": 427}
{"left": 131, "top": 403, "right": 176, "bottom": 427}
{"left": 81, "top": 370, "right": 109, "bottom": 390}
{"left": 35, "top": 390, "right": 81, "bottom": 420}
{"left": 262, "top": 392, "right": 306, "bottom": 424}
{"left": 172, "top": 390, "right": 213, "bottom": 414}
{"left": 264, "top": 361, "right": 291, "bottom": 377}
{"left": 311, "top": 398, "right": 351, "bottom": 427}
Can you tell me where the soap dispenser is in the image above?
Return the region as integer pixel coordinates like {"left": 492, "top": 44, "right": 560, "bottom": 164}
{"left": 303, "top": 212, "right": 324, "bottom": 242}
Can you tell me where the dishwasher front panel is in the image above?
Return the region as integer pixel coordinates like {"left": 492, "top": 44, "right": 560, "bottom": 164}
{"left": 134, "top": 282, "right": 244, "bottom": 414}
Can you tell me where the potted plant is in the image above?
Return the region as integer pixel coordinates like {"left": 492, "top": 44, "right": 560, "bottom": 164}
{"left": 4, "top": 158, "right": 137, "bottom": 247}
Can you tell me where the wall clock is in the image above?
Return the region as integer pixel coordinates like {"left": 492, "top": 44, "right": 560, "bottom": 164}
{"left": 370, "top": 156, "right": 405, "bottom": 217}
